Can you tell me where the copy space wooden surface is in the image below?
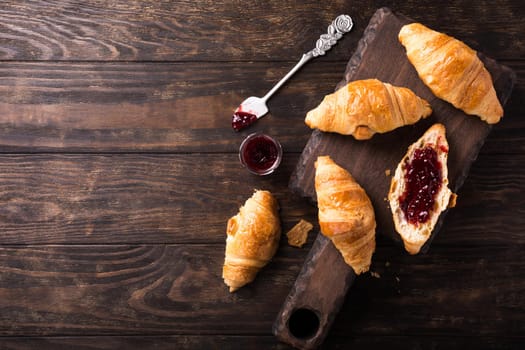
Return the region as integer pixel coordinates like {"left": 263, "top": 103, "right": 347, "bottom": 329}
{"left": 0, "top": 1, "right": 523, "bottom": 350}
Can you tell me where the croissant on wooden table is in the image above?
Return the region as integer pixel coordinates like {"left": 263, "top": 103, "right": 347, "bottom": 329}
{"left": 305, "top": 79, "right": 432, "bottom": 140}
{"left": 222, "top": 190, "right": 281, "bottom": 292}
{"left": 314, "top": 156, "right": 376, "bottom": 274}
{"left": 398, "top": 22, "right": 503, "bottom": 124}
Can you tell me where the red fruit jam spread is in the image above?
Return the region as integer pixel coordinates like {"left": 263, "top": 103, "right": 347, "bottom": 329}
{"left": 399, "top": 146, "right": 443, "bottom": 225}
{"left": 232, "top": 111, "right": 257, "bottom": 131}
{"left": 239, "top": 134, "right": 282, "bottom": 175}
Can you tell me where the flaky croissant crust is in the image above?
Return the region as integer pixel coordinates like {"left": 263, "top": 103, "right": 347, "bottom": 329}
{"left": 222, "top": 190, "right": 281, "bottom": 292}
{"left": 305, "top": 79, "right": 432, "bottom": 140}
{"left": 315, "top": 156, "right": 376, "bottom": 274}
{"left": 399, "top": 23, "right": 503, "bottom": 124}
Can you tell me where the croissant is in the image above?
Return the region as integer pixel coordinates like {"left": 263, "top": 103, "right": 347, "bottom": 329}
{"left": 222, "top": 190, "right": 281, "bottom": 292}
{"left": 305, "top": 79, "right": 432, "bottom": 140}
{"left": 314, "top": 156, "right": 376, "bottom": 274}
{"left": 398, "top": 23, "right": 503, "bottom": 124}
{"left": 388, "top": 123, "right": 456, "bottom": 254}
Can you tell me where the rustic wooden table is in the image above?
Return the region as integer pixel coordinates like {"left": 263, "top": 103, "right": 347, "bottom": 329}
{"left": 0, "top": 1, "right": 523, "bottom": 349}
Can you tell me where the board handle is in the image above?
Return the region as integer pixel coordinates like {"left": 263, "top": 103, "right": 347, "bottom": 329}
{"left": 273, "top": 233, "right": 356, "bottom": 349}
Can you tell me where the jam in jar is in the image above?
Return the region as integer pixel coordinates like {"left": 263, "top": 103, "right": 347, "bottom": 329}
{"left": 239, "top": 133, "right": 282, "bottom": 175}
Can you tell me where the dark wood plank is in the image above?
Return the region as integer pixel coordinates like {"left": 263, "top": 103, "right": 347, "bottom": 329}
{"left": 0, "top": 61, "right": 522, "bottom": 153}
{"left": 0, "top": 0, "right": 355, "bottom": 61}
{"left": 0, "top": 154, "right": 316, "bottom": 244}
{"left": 0, "top": 244, "right": 522, "bottom": 337}
{"left": 335, "top": 244, "right": 525, "bottom": 338}
{"left": 289, "top": 8, "right": 516, "bottom": 252}
{"left": 483, "top": 70, "right": 525, "bottom": 154}
{"left": 0, "top": 244, "right": 301, "bottom": 336}
{"left": 439, "top": 153, "right": 525, "bottom": 246}
{"left": 0, "top": 61, "right": 339, "bottom": 153}
{"left": 0, "top": 153, "right": 521, "bottom": 245}
{"left": 0, "top": 336, "right": 292, "bottom": 350}
{"left": 0, "top": 1, "right": 523, "bottom": 61}
{"left": 0, "top": 335, "right": 523, "bottom": 350}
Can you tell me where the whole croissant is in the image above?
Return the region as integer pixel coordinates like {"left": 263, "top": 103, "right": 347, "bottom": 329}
{"left": 398, "top": 22, "right": 503, "bottom": 124}
{"left": 305, "top": 79, "right": 432, "bottom": 140}
{"left": 222, "top": 190, "right": 281, "bottom": 292}
{"left": 315, "top": 156, "right": 376, "bottom": 274}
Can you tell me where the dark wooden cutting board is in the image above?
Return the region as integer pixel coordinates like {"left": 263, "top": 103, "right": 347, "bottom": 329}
{"left": 290, "top": 7, "right": 516, "bottom": 250}
{"left": 274, "top": 7, "right": 516, "bottom": 350}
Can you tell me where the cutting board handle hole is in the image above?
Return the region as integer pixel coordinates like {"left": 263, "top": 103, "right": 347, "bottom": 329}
{"left": 287, "top": 308, "right": 320, "bottom": 339}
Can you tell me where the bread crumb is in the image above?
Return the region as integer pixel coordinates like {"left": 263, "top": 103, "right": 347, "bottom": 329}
{"left": 286, "top": 219, "right": 313, "bottom": 248}
{"left": 395, "top": 276, "right": 400, "bottom": 283}
{"left": 385, "top": 169, "right": 391, "bottom": 176}
{"left": 385, "top": 261, "right": 390, "bottom": 267}
{"left": 370, "top": 271, "right": 381, "bottom": 279}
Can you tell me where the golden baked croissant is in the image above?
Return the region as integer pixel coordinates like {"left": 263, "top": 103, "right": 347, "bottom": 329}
{"left": 222, "top": 190, "right": 281, "bottom": 292}
{"left": 314, "top": 156, "right": 376, "bottom": 274}
{"left": 389, "top": 123, "right": 456, "bottom": 254}
{"left": 398, "top": 23, "right": 503, "bottom": 124}
{"left": 305, "top": 79, "right": 432, "bottom": 140}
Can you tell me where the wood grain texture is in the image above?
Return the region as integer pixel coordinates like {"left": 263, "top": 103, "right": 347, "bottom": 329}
{"left": 0, "top": 0, "right": 355, "bottom": 61}
{"left": 0, "top": 244, "right": 522, "bottom": 337}
{"left": 0, "top": 61, "right": 339, "bottom": 152}
{"left": 336, "top": 244, "right": 525, "bottom": 338}
{"left": 0, "top": 335, "right": 523, "bottom": 350}
{"left": 0, "top": 244, "right": 300, "bottom": 335}
{"left": 0, "top": 0, "right": 523, "bottom": 348}
{"left": 0, "top": 0, "right": 523, "bottom": 61}
{"left": 0, "top": 61, "right": 522, "bottom": 153}
{"left": 0, "top": 154, "right": 317, "bottom": 244}
{"left": 0, "top": 153, "right": 521, "bottom": 245}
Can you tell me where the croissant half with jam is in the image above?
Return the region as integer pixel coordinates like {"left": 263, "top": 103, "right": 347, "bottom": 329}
{"left": 222, "top": 190, "right": 281, "bottom": 292}
{"left": 315, "top": 156, "right": 376, "bottom": 274}
{"left": 305, "top": 79, "right": 432, "bottom": 140}
{"left": 399, "top": 22, "right": 503, "bottom": 123}
{"left": 388, "top": 123, "right": 456, "bottom": 254}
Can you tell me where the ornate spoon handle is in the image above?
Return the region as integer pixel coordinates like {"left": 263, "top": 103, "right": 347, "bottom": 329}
{"left": 306, "top": 14, "right": 354, "bottom": 58}
{"left": 261, "top": 14, "right": 353, "bottom": 102}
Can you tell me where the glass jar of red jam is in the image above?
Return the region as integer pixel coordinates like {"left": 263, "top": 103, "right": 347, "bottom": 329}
{"left": 239, "top": 133, "right": 283, "bottom": 175}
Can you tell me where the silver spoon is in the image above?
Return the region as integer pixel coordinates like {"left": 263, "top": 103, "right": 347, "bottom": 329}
{"left": 232, "top": 14, "right": 354, "bottom": 131}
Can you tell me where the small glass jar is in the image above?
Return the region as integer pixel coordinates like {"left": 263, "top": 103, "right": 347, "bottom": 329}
{"left": 239, "top": 133, "right": 283, "bottom": 175}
